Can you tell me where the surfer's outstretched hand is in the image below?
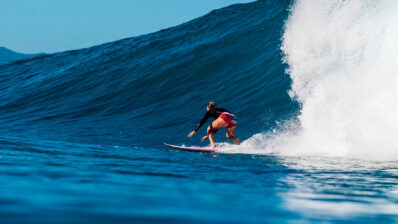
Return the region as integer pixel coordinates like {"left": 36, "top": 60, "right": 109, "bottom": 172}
{"left": 188, "top": 131, "right": 196, "bottom": 137}
{"left": 201, "top": 135, "right": 208, "bottom": 142}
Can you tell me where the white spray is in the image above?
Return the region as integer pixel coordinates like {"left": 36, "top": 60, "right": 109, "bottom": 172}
{"left": 238, "top": 0, "right": 398, "bottom": 160}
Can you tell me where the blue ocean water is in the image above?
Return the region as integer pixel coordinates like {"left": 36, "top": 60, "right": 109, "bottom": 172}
{"left": 1, "top": 0, "right": 398, "bottom": 223}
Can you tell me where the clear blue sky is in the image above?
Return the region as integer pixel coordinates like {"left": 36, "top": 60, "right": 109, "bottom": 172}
{"left": 0, "top": 0, "right": 253, "bottom": 53}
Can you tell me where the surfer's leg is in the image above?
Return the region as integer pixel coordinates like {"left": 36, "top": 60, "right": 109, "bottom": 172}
{"left": 226, "top": 126, "right": 241, "bottom": 145}
{"left": 201, "top": 125, "right": 214, "bottom": 141}
{"left": 204, "top": 118, "right": 226, "bottom": 148}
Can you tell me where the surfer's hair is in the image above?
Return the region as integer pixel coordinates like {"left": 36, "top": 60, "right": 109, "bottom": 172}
{"left": 207, "top": 101, "right": 216, "bottom": 109}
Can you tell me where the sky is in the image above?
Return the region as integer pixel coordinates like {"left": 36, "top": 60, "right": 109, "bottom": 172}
{"left": 0, "top": 0, "right": 253, "bottom": 54}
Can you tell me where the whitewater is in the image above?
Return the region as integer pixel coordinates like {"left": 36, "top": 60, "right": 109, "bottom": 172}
{"left": 237, "top": 0, "right": 398, "bottom": 161}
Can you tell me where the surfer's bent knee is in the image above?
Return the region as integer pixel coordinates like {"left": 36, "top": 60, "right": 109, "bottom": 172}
{"left": 226, "top": 133, "right": 235, "bottom": 140}
{"left": 207, "top": 124, "right": 218, "bottom": 135}
{"left": 226, "top": 132, "right": 232, "bottom": 139}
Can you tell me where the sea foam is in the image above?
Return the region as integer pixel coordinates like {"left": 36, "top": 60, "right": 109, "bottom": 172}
{"left": 243, "top": 0, "right": 398, "bottom": 160}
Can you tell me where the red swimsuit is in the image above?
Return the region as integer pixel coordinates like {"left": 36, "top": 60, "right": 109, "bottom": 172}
{"left": 219, "top": 112, "right": 237, "bottom": 128}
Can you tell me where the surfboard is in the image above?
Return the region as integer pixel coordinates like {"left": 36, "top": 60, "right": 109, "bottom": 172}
{"left": 164, "top": 143, "right": 221, "bottom": 152}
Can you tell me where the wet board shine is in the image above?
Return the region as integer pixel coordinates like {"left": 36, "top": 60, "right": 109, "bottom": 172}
{"left": 164, "top": 143, "right": 221, "bottom": 152}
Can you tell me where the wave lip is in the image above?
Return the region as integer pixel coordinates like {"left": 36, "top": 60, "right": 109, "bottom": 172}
{"left": 269, "top": 0, "right": 398, "bottom": 160}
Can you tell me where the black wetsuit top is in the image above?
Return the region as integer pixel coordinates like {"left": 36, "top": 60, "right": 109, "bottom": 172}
{"left": 194, "top": 107, "right": 231, "bottom": 132}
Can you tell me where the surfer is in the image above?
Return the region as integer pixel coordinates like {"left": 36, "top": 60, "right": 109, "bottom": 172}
{"left": 188, "top": 101, "right": 241, "bottom": 148}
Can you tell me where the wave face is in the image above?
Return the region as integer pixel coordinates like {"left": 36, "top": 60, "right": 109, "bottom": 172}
{"left": 243, "top": 0, "right": 398, "bottom": 160}
{"left": 0, "top": 0, "right": 295, "bottom": 147}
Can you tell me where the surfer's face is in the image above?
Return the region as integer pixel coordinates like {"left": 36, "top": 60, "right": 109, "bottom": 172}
{"left": 207, "top": 106, "right": 210, "bottom": 111}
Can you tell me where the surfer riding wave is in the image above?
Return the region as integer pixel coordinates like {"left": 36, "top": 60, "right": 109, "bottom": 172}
{"left": 188, "top": 101, "right": 241, "bottom": 148}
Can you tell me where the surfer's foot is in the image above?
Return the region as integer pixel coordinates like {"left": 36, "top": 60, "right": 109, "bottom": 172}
{"left": 201, "top": 135, "right": 208, "bottom": 141}
{"left": 210, "top": 144, "right": 215, "bottom": 148}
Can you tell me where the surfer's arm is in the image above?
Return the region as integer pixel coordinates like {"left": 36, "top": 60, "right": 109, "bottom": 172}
{"left": 195, "top": 112, "right": 210, "bottom": 132}
{"left": 188, "top": 112, "right": 209, "bottom": 137}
